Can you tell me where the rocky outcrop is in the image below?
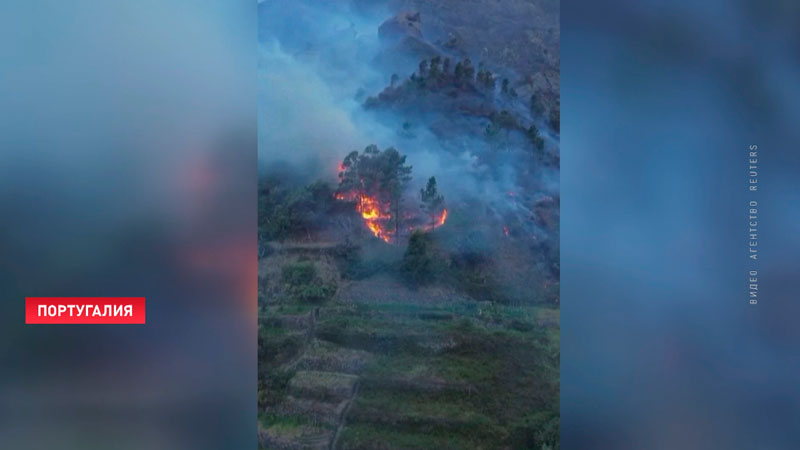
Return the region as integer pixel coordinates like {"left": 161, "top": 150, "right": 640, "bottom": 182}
{"left": 375, "top": 11, "right": 440, "bottom": 74}
{"left": 378, "top": 11, "right": 423, "bottom": 44}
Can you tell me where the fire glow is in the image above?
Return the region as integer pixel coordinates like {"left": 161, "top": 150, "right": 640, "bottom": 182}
{"left": 335, "top": 192, "right": 447, "bottom": 243}
{"left": 429, "top": 208, "right": 448, "bottom": 229}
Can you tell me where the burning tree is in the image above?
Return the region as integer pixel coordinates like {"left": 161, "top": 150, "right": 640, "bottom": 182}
{"left": 420, "top": 176, "right": 446, "bottom": 229}
{"left": 336, "top": 145, "right": 412, "bottom": 243}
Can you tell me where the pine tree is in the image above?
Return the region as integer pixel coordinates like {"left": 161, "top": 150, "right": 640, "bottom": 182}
{"left": 401, "top": 230, "right": 434, "bottom": 286}
{"left": 382, "top": 148, "right": 413, "bottom": 236}
{"left": 420, "top": 176, "right": 445, "bottom": 228}
{"left": 463, "top": 58, "right": 475, "bottom": 80}
{"left": 418, "top": 59, "right": 428, "bottom": 78}
{"left": 527, "top": 125, "right": 544, "bottom": 151}
{"left": 429, "top": 56, "right": 441, "bottom": 80}
{"left": 484, "top": 71, "right": 495, "bottom": 90}
{"left": 337, "top": 145, "right": 413, "bottom": 240}
{"left": 454, "top": 62, "right": 464, "bottom": 82}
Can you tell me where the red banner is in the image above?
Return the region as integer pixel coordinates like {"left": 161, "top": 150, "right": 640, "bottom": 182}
{"left": 25, "top": 297, "right": 146, "bottom": 324}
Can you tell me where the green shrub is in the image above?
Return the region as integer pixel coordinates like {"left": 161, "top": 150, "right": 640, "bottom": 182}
{"left": 281, "top": 262, "right": 317, "bottom": 286}
{"left": 510, "top": 411, "right": 560, "bottom": 450}
{"left": 401, "top": 230, "right": 435, "bottom": 286}
{"left": 258, "top": 178, "right": 334, "bottom": 242}
{"left": 257, "top": 369, "right": 294, "bottom": 410}
{"left": 449, "top": 252, "right": 505, "bottom": 303}
{"left": 281, "top": 262, "right": 335, "bottom": 303}
{"left": 333, "top": 242, "right": 387, "bottom": 280}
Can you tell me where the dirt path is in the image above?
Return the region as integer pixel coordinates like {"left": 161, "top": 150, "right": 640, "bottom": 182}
{"left": 330, "top": 381, "right": 360, "bottom": 450}
{"left": 264, "top": 302, "right": 364, "bottom": 450}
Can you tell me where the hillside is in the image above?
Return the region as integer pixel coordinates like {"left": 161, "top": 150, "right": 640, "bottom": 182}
{"left": 258, "top": 243, "right": 559, "bottom": 449}
{"left": 258, "top": 1, "right": 559, "bottom": 448}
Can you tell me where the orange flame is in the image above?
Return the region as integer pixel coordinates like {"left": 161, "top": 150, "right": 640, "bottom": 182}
{"left": 356, "top": 194, "right": 392, "bottom": 242}
{"left": 435, "top": 209, "right": 448, "bottom": 227}
{"left": 335, "top": 173, "right": 447, "bottom": 243}
{"left": 422, "top": 208, "right": 448, "bottom": 231}
{"left": 334, "top": 190, "right": 393, "bottom": 242}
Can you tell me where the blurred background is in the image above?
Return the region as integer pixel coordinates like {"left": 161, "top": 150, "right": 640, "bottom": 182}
{"left": 2, "top": 0, "right": 800, "bottom": 449}
{"left": 0, "top": 1, "right": 256, "bottom": 449}
{"left": 562, "top": 0, "right": 800, "bottom": 448}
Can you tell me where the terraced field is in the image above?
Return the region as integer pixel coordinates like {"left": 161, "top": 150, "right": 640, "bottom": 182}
{"left": 258, "top": 245, "right": 559, "bottom": 450}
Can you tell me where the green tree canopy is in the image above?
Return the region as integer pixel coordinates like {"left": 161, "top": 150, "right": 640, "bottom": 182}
{"left": 338, "top": 145, "right": 413, "bottom": 238}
